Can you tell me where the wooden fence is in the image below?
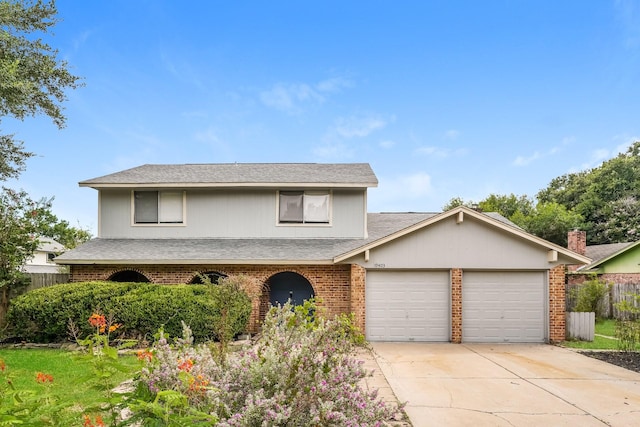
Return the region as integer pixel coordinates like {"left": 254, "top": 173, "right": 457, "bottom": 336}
{"left": 25, "top": 273, "right": 70, "bottom": 292}
{"left": 566, "top": 282, "right": 640, "bottom": 319}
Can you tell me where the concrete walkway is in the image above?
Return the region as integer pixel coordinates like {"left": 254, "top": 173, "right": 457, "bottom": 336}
{"left": 369, "top": 343, "right": 640, "bottom": 427}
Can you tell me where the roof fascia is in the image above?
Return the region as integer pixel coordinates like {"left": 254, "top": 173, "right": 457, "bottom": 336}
{"left": 79, "top": 182, "right": 377, "bottom": 189}
{"left": 55, "top": 258, "right": 335, "bottom": 265}
{"left": 334, "top": 206, "right": 592, "bottom": 264}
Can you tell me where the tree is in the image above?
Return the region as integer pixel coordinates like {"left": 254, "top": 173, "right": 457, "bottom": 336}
{"left": 511, "top": 202, "right": 583, "bottom": 246}
{"left": 1, "top": 0, "right": 82, "bottom": 174}
{"left": 0, "top": 0, "right": 83, "bottom": 323}
{"left": 0, "top": 188, "right": 52, "bottom": 324}
{"left": 538, "top": 141, "right": 640, "bottom": 244}
{"left": 36, "top": 208, "right": 91, "bottom": 249}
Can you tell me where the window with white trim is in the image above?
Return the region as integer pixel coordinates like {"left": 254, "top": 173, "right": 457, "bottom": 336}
{"left": 134, "top": 191, "right": 184, "bottom": 224}
{"left": 278, "top": 191, "right": 330, "bottom": 224}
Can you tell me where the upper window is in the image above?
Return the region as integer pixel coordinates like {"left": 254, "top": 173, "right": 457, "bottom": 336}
{"left": 278, "top": 191, "right": 330, "bottom": 224}
{"left": 134, "top": 191, "right": 184, "bottom": 224}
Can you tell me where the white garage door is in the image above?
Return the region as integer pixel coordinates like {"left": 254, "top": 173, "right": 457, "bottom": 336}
{"left": 366, "top": 271, "right": 450, "bottom": 342}
{"left": 463, "top": 271, "right": 546, "bottom": 343}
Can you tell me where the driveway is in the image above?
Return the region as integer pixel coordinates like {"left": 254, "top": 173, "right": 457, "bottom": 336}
{"left": 370, "top": 343, "right": 640, "bottom": 427}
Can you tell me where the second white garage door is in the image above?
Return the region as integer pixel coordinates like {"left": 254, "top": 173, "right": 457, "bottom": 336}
{"left": 463, "top": 271, "right": 546, "bottom": 343}
{"left": 366, "top": 270, "right": 450, "bottom": 342}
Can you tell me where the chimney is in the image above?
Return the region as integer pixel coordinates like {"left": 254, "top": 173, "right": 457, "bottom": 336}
{"left": 567, "top": 230, "right": 586, "bottom": 255}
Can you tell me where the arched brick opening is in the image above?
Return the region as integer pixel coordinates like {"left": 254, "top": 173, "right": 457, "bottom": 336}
{"left": 107, "top": 270, "right": 150, "bottom": 283}
{"left": 259, "top": 271, "right": 316, "bottom": 321}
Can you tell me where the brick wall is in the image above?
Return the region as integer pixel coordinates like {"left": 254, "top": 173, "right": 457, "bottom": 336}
{"left": 549, "top": 264, "right": 566, "bottom": 343}
{"left": 450, "top": 268, "right": 463, "bottom": 343}
{"left": 349, "top": 264, "right": 366, "bottom": 331}
{"left": 70, "top": 264, "right": 353, "bottom": 333}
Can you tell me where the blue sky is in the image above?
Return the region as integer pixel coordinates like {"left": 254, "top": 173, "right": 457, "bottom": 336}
{"left": 5, "top": 1, "right": 640, "bottom": 235}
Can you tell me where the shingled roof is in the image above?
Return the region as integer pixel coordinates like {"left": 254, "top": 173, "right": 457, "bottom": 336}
{"left": 79, "top": 163, "right": 378, "bottom": 188}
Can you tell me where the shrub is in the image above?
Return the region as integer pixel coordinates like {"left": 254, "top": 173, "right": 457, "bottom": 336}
{"left": 571, "top": 278, "right": 611, "bottom": 320}
{"left": 5, "top": 280, "right": 251, "bottom": 343}
{"left": 130, "top": 300, "right": 403, "bottom": 426}
{"left": 614, "top": 292, "right": 640, "bottom": 352}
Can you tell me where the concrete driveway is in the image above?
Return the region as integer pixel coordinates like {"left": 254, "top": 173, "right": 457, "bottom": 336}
{"left": 371, "top": 343, "right": 640, "bottom": 427}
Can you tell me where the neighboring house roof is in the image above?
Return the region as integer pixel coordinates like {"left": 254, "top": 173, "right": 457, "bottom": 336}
{"left": 36, "top": 237, "right": 65, "bottom": 253}
{"left": 56, "top": 207, "right": 590, "bottom": 266}
{"left": 578, "top": 240, "right": 640, "bottom": 271}
{"left": 79, "top": 163, "right": 379, "bottom": 189}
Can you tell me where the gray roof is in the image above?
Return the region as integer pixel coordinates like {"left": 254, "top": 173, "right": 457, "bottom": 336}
{"left": 79, "top": 163, "right": 378, "bottom": 188}
{"left": 585, "top": 242, "right": 634, "bottom": 264}
{"left": 55, "top": 212, "right": 436, "bottom": 265}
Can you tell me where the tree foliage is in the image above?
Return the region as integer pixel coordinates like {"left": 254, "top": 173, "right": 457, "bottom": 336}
{"left": 0, "top": 0, "right": 85, "bottom": 324}
{"left": 538, "top": 141, "right": 640, "bottom": 244}
{"left": 0, "top": 0, "right": 82, "bottom": 177}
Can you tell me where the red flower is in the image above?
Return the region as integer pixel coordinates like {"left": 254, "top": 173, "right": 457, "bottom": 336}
{"left": 83, "top": 414, "right": 105, "bottom": 427}
{"left": 136, "top": 349, "right": 153, "bottom": 362}
{"left": 36, "top": 372, "right": 54, "bottom": 383}
{"left": 88, "top": 313, "right": 106, "bottom": 329}
{"left": 178, "top": 359, "right": 194, "bottom": 372}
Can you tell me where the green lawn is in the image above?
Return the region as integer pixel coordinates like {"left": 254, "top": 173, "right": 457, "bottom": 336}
{"left": 561, "top": 319, "right": 640, "bottom": 350}
{"left": 0, "top": 347, "right": 140, "bottom": 425}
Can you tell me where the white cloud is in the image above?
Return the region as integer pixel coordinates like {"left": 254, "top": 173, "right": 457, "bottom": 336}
{"left": 379, "top": 140, "right": 396, "bottom": 149}
{"left": 415, "top": 146, "right": 468, "bottom": 158}
{"left": 513, "top": 151, "right": 541, "bottom": 166}
{"left": 333, "top": 115, "right": 387, "bottom": 138}
{"left": 444, "top": 129, "right": 460, "bottom": 141}
{"left": 260, "top": 76, "right": 352, "bottom": 114}
{"left": 312, "top": 142, "right": 355, "bottom": 160}
{"left": 372, "top": 172, "right": 433, "bottom": 209}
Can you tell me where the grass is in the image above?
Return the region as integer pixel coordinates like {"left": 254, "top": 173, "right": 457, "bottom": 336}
{"left": 0, "top": 347, "right": 140, "bottom": 425}
{"left": 561, "top": 319, "right": 640, "bottom": 350}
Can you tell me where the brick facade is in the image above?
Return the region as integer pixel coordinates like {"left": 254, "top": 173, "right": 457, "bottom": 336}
{"left": 549, "top": 264, "right": 566, "bottom": 343}
{"left": 70, "top": 263, "right": 352, "bottom": 333}
{"left": 450, "top": 268, "right": 463, "bottom": 343}
{"left": 70, "top": 263, "right": 569, "bottom": 343}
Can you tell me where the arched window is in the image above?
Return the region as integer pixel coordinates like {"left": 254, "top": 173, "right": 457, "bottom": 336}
{"left": 266, "top": 271, "right": 314, "bottom": 306}
{"left": 108, "top": 270, "right": 150, "bottom": 283}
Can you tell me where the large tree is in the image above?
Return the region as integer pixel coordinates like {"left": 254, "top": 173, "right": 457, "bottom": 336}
{"left": 0, "top": 0, "right": 82, "bottom": 175}
{"left": 0, "top": 0, "right": 83, "bottom": 322}
{"left": 538, "top": 141, "right": 640, "bottom": 244}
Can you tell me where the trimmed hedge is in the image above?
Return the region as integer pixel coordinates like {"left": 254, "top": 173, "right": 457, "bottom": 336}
{"left": 5, "top": 281, "right": 252, "bottom": 343}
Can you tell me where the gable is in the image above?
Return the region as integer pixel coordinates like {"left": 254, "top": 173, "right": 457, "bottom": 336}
{"left": 591, "top": 242, "right": 640, "bottom": 273}
{"left": 338, "top": 207, "right": 590, "bottom": 269}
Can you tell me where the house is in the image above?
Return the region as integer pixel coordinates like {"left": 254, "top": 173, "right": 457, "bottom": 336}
{"left": 567, "top": 230, "right": 640, "bottom": 285}
{"left": 55, "top": 163, "right": 590, "bottom": 343}
{"left": 23, "top": 237, "right": 66, "bottom": 274}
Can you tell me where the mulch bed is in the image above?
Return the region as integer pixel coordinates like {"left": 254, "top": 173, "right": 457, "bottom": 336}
{"left": 579, "top": 351, "right": 640, "bottom": 374}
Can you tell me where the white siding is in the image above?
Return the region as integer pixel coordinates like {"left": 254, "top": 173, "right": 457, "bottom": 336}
{"left": 462, "top": 271, "right": 546, "bottom": 343}
{"left": 354, "top": 215, "right": 556, "bottom": 270}
{"left": 366, "top": 271, "right": 450, "bottom": 342}
{"left": 98, "top": 188, "right": 366, "bottom": 238}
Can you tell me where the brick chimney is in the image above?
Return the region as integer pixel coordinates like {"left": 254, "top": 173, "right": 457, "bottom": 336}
{"left": 567, "top": 230, "right": 586, "bottom": 255}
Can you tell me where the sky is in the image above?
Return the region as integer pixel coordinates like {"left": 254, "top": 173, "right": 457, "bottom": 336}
{"left": 5, "top": 0, "right": 640, "bottom": 236}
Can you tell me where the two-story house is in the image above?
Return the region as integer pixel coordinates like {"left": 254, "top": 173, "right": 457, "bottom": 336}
{"left": 55, "top": 163, "right": 589, "bottom": 343}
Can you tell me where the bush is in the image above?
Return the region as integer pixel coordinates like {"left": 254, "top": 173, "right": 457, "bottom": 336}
{"left": 130, "top": 300, "right": 403, "bottom": 425}
{"left": 571, "top": 278, "right": 611, "bottom": 320}
{"left": 614, "top": 292, "right": 640, "bottom": 352}
{"left": 5, "top": 280, "right": 252, "bottom": 343}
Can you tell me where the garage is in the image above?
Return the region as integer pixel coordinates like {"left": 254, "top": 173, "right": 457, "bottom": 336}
{"left": 462, "top": 271, "right": 546, "bottom": 343}
{"left": 366, "top": 270, "right": 450, "bottom": 342}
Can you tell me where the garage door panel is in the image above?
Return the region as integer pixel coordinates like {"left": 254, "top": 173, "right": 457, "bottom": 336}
{"left": 463, "top": 271, "right": 545, "bottom": 343}
{"left": 366, "top": 271, "right": 449, "bottom": 342}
